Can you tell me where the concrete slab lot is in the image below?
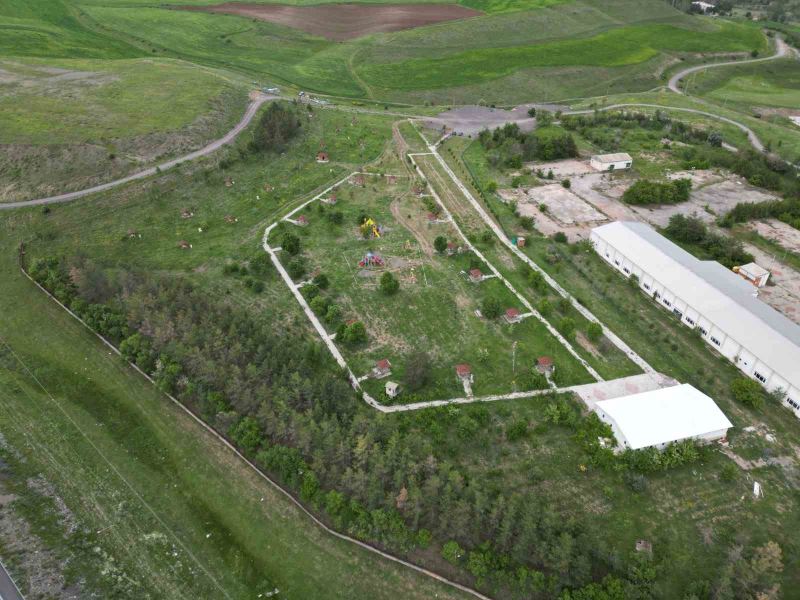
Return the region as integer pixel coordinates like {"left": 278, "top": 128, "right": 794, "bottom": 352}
{"left": 497, "top": 160, "right": 800, "bottom": 322}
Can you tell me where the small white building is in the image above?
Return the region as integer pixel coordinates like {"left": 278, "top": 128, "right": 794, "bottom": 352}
{"left": 736, "top": 262, "right": 770, "bottom": 288}
{"left": 590, "top": 153, "right": 632, "bottom": 172}
{"left": 385, "top": 381, "right": 400, "bottom": 399}
{"left": 595, "top": 384, "right": 732, "bottom": 451}
{"left": 591, "top": 221, "right": 800, "bottom": 418}
{"left": 691, "top": 1, "right": 715, "bottom": 13}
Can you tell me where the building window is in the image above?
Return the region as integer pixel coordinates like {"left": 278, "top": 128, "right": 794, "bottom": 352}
{"left": 663, "top": 299, "right": 672, "bottom": 307}
{"left": 614, "top": 259, "right": 620, "bottom": 266}
{"left": 673, "top": 308, "right": 683, "bottom": 318}
{"left": 788, "top": 398, "right": 799, "bottom": 410}
{"left": 699, "top": 327, "right": 707, "bottom": 336}
{"left": 643, "top": 283, "right": 651, "bottom": 290}
{"left": 605, "top": 252, "right": 610, "bottom": 258}
{"left": 710, "top": 336, "right": 721, "bottom": 346}
{"left": 623, "top": 267, "right": 630, "bottom": 274}
{"left": 685, "top": 317, "right": 695, "bottom": 325}
{"left": 754, "top": 371, "right": 767, "bottom": 384}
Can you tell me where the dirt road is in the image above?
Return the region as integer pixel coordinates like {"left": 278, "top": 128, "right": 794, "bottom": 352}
{"left": 0, "top": 94, "right": 277, "bottom": 211}
{"left": 668, "top": 36, "right": 793, "bottom": 94}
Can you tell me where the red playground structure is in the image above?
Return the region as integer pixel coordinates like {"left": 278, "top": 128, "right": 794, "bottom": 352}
{"left": 358, "top": 251, "right": 384, "bottom": 268}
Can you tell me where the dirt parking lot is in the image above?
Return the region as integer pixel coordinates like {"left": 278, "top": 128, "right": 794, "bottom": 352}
{"left": 179, "top": 3, "right": 482, "bottom": 41}
{"left": 748, "top": 219, "right": 800, "bottom": 254}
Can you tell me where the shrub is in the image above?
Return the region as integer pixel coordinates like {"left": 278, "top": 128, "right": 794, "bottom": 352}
{"left": 434, "top": 236, "right": 448, "bottom": 254}
{"left": 287, "top": 257, "right": 307, "bottom": 279}
{"left": 622, "top": 178, "right": 691, "bottom": 205}
{"left": 731, "top": 377, "right": 765, "bottom": 409}
{"left": 587, "top": 322, "right": 603, "bottom": 342}
{"left": 506, "top": 419, "right": 529, "bottom": 441}
{"left": 442, "top": 540, "right": 465, "bottom": 565}
{"left": 312, "top": 273, "right": 329, "bottom": 289}
{"left": 281, "top": 233, "right": 301, "bottom": 255}
{"left": 553, "top": 231, "right": 568, "bottom": 244}
{"left": 342, "top": 321, "right": 367, "bottom": 344}
{"left": 481, "top": 296, "right": 503, "bottom": 319}
{"left": 310, "top": 295, "right": 329, "bottom": 315}
{"left": 380, "top": 272, "right": 400, "bottom": 295}
{"left": 558, "top": 317, "right": 576, "bottom": 339}
{"left": 561, "top": 179, "right": 571, "bottom": 189}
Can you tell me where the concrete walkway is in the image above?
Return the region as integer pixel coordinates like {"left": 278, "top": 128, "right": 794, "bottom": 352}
{"left": 1, "top": 93, "right": 277, "bottom": 210}
{"left": 0, "top": 558, "right": 24, "bottom": 600}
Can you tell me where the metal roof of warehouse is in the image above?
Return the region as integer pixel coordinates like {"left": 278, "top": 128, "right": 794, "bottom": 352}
{"left": 597, "top": 384, "right": 733, "bottom": 450}
{"left": 592, "top": 221, "right": 800, "bottom": 391}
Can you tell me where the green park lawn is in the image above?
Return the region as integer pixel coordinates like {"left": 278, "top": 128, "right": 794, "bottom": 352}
{"left": 0, "top": 57, "right": 248, "bottom": 145}
{"left": 269, "top": 170, "right": 595, "bottom": 402}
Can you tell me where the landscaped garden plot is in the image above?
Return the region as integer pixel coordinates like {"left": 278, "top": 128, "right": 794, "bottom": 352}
{"left": 269, "top": 172, "right": 595, "bottom": 403}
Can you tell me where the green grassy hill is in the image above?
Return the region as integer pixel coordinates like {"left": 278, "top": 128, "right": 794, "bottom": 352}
{"left": 3, "top": 0, "right": 765, "bottom": 104}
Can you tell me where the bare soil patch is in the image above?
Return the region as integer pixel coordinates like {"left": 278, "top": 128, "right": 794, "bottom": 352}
{"left": 178, "top": 3, "right": 481, "bottom": 41}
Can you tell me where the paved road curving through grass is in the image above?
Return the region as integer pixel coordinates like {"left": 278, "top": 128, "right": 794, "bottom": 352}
{"left": 0, "top": 93, "right": 277, "bottom": 211}
{"left": 668, "top": 35, "right": 793, "bottom": 94}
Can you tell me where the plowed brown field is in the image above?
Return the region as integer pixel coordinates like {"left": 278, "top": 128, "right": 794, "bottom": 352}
{"left": 178, "top": 3, "right": 482, "bottom": 41}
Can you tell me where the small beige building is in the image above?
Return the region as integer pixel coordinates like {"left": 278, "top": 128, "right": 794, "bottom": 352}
{"left": 590, "top": 153, "right": 632, "bottom": 172}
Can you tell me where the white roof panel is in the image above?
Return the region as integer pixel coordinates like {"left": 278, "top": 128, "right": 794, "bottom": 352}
{"left": 592, "top": 221, "right": 800, "bottom": 391}
{"left": 592, "top": 153, "right": 632, "bottom": 163}
{"left": 597, "top": 384, "right": 733, "bottom": 449}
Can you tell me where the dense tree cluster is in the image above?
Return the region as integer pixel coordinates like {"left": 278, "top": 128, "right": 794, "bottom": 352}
{"left": 26, "top": 256, "right": 771, "bottom": 598}
{"left": 622, "top": 179, "right": 691, "bottom": 206}
{"left": 664, "top": 214, "right": 753, "bottom": 268}
{"left": 251, "top": 102, "right": 302, "bottom": 154}
{"left": 478, "top": 123, "right": 578, "bottom": 169}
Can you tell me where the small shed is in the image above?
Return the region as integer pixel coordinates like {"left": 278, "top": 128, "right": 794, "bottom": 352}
{"left": 373, "top": 359, "right": 392, "bottom": 379}
{"left": 316, "top": 151, "right": 329, "bottom": 163}
{"left": 178, "top": 240, "right": 192, "bottom": 250}
{"left": 352, "top": 175, "right": 365, "bottom": 186}
{"left": 387, "top": 175, "right": 397, "bottom": 185}
{"left": 635, "top": 540, "right": 653, "bottom": 555}
{"left": 736, "top": 263, "right": 770, "bottom": 288}
{"left": 446, "top": 242, "right": 457, "bottom": 256}
{"left": 469, "top": 268, "right": 484, "bottom": 283}
{"left": 504, "top": 308, "right": 522, "bottom": 324}
{"left": 385, "top": 381, "right": 401, "bottom": 398}
{"left": 455, "top": 363, "right": 473, "bottom": 383}
{"left": 590, "top": 153, "right": 632, "bottom": 172}
{"left": 516, "top": 236, "right": 526, "bottom": 248}
{"left": 296, "top": 215, "right": 309, "bottom": 227}
{"left": 322, "top": 193, "right": 337, "bottom": 206}
{"left": 536, "top": 356, "right": 555, "bottom": 375}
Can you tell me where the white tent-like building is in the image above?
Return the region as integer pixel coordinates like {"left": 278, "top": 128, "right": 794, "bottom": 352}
{"left": 591, "top": 221, "right": 800, "bottom": 419}
{"left": 595, "top": 384, "right": 733, "bottom": 450}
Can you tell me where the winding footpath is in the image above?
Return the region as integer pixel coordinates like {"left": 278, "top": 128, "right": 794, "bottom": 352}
{"left": 0, "top": 94, "right": 276, "bottom": 211}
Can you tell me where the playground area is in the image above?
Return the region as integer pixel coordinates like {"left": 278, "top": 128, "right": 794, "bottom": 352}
{"left": 266, "top": 168, "right": 596, "bottom": 404}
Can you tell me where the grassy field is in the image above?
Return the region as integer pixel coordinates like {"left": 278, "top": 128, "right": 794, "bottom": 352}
{"left": 569, "top": 89, "right": 800, "bottom": 162}
{"left": 0, "top": 0, "right": 760, "bottom": 107}
{"left": 269, "top": 165, "right": 595, "bottom": 402}
{"left": 687, "top": 57, "right": 800, "bottom": 110}
{"left": 1, "top": 93, "right": 799, "bottom": 596}
{"left": 448, "top": 135, "right": 800, "bottom": 592}
{"left": 0, "top": 57, "right": 247, "bottom": 144}
{"left": 356, "top": 22, "right": 766, "bottom": 92}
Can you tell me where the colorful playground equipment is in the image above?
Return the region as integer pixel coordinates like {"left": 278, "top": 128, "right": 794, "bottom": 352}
{"left": 359, "top": 251, "right": 384, "bottom": 268}
{"left": 361, "top": 217, "right": 384, "bottom": 239}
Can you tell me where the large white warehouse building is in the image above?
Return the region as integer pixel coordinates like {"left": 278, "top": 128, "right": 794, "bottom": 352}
{"left": 591, "top": 221, "right": 800, "bottom": 418}
{"left": 596, "top": 384, "right": 733, "bottom": 450}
